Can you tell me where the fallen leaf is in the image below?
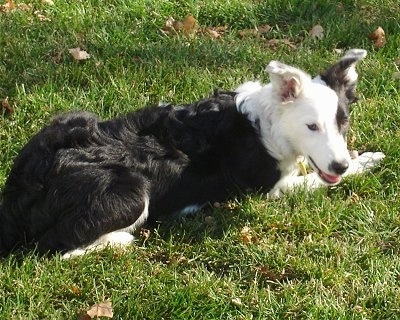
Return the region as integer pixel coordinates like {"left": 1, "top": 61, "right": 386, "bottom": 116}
{"left": 240, "top": 226, "right": 258, "bottom": 244}
{"left": 257, "top": 266, "right": 280, "bottom": 281}
{"left": 309, "top": 24, "right": 324, "bottom": 40}
{"left": 1, "top": 0, "right": 15, "bottom": 12}
{"left": 42, "top": 0, "right": 54, "bottom": 4}
{"left": 368, "top": 26, "right": 386, "bottom": 48}
{"left": 238, "top": 24, "right": 271, "bottom": 38}
{"left": 265, "top": 38, "right": 297, "bottom": 50}
{"left": 69, "top": 47, "right": 91, "bottom": 61}
{"left": 1, "top": 97, "right": 13, "bottom": 113}
{"left": 70, "top": 284, "right": 81, "bottom": 296}
{"left": 204, "top": 27, "right": 221, "bottom": 39}
{"left": 238, "top": 28, "right": 258, "bottom": 38}
{"left": 182, "top": 14, "right": 198, "bottom": 34}
{"left": 86, "top": 301, "right": 113, "bottom": 318}
{"left": 257, "top": 24, "right": 271, "bottom": 34}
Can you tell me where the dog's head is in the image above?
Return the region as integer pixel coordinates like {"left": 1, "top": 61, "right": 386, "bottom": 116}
{"left": 266, "top": 49, "right": 366, "bottom": 185}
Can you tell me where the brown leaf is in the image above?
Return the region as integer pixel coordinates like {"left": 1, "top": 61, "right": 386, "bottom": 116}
{"left": 368, "top": 26, "right": 386, "bottom": 48}
{"left": 204, "top": 28, "right": 221, "bottom": 39}
{"left": 238, "top": 28, "right": 258, "bottom": 38}
{"left": 238, "top": 24, "right": 271, "bottom": 38}
{"left": 257, "top": 24, "right": 271, "bottom": 34}
{"left": 1, "top": 0, "right": 15, "bottom": 12}
{"left": 86, "top": 301, "right": 113, "bottom": 318}
{"left": 1, "top": 97, "right": 13, "bottom": 114}
{"left": 265, "top": 39, "right": 297, "bottom": 50}
{"left": 69, "top": 47, "right": 91, "bottom": 61}
{"left": 70, "top": 284, "right": 81, "bottom": 296}
{"left": 240, "top": 226, "right": 258, "bottom": 244}
{"left": 182, "top": 14, "right": 198, "bottom": 34}
{"left": 309, "top": 24, "right": 324, "bottom": 40}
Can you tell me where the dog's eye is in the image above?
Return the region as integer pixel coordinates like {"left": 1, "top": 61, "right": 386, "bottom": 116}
{"left": 307, "top": 123, "right": 319, "bottom": 131}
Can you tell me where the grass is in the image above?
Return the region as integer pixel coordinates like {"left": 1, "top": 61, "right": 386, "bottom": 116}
{"left": 1, "top": 0, "right": 399, "bottom": 318}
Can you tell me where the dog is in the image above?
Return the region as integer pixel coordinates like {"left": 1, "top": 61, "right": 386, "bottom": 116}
{"left": 0, "top": 49, "right": 384, "bottom": 258}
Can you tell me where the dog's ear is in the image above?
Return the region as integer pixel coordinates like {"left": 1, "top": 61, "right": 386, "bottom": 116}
{"left": 317, "top": 49, "right": 367, "bottom": 105}
{"left": 266, "top": 61, "right": 311, "bottom": 103}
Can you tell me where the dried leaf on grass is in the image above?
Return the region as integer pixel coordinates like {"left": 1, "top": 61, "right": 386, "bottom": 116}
{"left": 265, "top": 38, "right": 297, "bottom": 50}
{"left": 86, "top": 301, "right": 113, "bottom": 318}
{"left": 1, "top": 0, "right": 15, "bottom": 12}
{"left": 1, "top": 1, "right": 34, "bottom": 13}
{"left": 309, "top": 24, "right": 324, "bottom": 40}
{"left": 240, "top": 226, "right": 258, "bottom": 244}
{"left": 1, "top": 97, "right": 13, "bottom": 114}
{"left": 69, "top": 47, "right": 91, "bottom": 61}
{"left": 162, "top": 15, "right": 198, "bottom": 36}
{"left": 238, "top": 24, "right": 271, "bottom": 38}
{"left": 368, "top": 26, "right": 386, "bottom": 48}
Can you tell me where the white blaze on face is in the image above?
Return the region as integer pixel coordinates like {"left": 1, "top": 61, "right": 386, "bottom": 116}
{"left": 281, "top": 83, "right": 350, "bottom": 177}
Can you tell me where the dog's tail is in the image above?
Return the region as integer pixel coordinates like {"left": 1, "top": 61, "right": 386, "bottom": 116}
{"left": 0, "top": 200, "right": 21, "bottom": 257}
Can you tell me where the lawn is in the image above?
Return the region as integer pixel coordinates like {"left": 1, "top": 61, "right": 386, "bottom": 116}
{"left": 1, "top": 0, "right": 399, "bottom": 319}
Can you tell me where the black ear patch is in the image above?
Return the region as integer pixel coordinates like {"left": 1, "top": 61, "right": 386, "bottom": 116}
{"left": 335, "top": 103, "right": 349, "bottom": 137}
{"left": 319, "top": 49, "right": 367, "bottom": 107}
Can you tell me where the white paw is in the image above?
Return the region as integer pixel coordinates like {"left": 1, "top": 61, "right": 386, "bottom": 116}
{"left": 345, "top": 151, "right": 385, "bottom": 176}
{"left": 62, "top": 248, "right": 86, "bottom": 259}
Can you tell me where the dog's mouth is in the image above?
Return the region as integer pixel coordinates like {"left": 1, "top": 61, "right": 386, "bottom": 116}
{"left": 308, "top": 157, "right": 342, "bottom": 185}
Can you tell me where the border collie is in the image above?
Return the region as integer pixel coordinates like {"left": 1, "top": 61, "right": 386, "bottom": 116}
{"left": 0, "top": 49, "right": 384, "bottom": 258}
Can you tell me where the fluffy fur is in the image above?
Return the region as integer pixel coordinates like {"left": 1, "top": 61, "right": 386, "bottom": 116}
{"left": 0, "top": 49, "right": 384, "bottom": 257}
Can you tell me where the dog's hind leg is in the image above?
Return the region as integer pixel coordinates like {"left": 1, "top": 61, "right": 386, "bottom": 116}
{"left": 36, "top": 165, "right": 151, "bottom": 257}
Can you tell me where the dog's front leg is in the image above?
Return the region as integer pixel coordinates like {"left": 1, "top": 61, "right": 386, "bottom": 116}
{"left": 267, "top": 172, "right": 324, "bottom": 198}
{"left": 344, "top": 152, "right": 385, "bottom": 176}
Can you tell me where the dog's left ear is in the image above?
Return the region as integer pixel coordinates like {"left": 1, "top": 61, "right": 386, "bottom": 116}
{"left": 316, "top": 49, "right": 367, "bottom": 105}
{"left": 267, "top": 61, "right": 311, "bottom": 104}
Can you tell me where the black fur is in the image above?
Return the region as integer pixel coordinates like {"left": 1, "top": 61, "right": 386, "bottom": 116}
{"left": 0, "top": 91, "right": 280, "bottom": 255}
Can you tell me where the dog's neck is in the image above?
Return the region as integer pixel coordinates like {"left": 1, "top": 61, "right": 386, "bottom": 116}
{"left": 236, "top": 83, "right": 299, "bottom": 175}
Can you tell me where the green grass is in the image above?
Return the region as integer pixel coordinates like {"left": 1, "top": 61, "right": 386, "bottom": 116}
{"left": 1, "top": 0, "right": 399, "bottom": 318}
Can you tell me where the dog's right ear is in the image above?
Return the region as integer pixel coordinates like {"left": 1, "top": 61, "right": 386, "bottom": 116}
{"left": 317, "top": 49, "right": 367, "bottom": 105}
{"left": 266, "top": 61, "right": 311, "bottom": 104}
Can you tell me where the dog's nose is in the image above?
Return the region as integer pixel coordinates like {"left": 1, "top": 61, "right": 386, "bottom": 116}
{"left": 330, "top": 160, "right": 349, "bottom": 175}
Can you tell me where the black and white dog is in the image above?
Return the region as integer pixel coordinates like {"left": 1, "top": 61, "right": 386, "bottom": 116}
{"left": 0, "top": 49, "right": 384, "bottom": 258}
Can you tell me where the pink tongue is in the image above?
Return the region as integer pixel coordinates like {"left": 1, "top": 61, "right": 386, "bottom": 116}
{"left": 320, "top": 171, "right": 340, "bottom": 184}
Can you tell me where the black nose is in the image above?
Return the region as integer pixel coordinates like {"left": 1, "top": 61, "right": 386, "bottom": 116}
{"left": 330, "top": 160, "right": 349, "bottom": 175}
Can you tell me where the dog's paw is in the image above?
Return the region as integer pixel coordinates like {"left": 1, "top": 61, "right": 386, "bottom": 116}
{"left": 345, "top": 151, "right": 385, "bottom": 176}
